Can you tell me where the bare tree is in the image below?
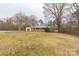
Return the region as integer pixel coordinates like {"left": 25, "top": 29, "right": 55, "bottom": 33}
{"left": 0, "top": 12, "right": 38, "bottom": 31}
{"left": 6, "top": 17, "right": 14, "bottom": 24}
{"left": 43, "top": 3, "right": 68, "bottom": 32}
{"left": 14, "top": 12, "right": 30, "bottom": 31}
{"left": 30, "top": 15, "right": 38, "bottom": 26}
{"left": 72, "top": 3, "right": 79, "bottom": 34}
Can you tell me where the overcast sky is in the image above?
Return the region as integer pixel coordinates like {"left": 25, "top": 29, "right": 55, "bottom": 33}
{"left": 0, "top": 3, "right": 44, "bottom": 20}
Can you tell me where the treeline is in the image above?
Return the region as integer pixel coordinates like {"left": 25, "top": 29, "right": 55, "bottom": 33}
{"left": 0, "top": 12, "right": 38, "bottom": 31}
{"left": 43, "top": 3, "right": 79, "bottom": 35}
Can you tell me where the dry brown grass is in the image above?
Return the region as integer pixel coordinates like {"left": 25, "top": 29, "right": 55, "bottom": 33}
{"left": 0, "top": 32, "right": 78, "bottom": 56}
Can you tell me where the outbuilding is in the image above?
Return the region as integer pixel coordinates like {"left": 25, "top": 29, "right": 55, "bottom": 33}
{"left": 25, "top": 27, "right": 31, "bottom": 31}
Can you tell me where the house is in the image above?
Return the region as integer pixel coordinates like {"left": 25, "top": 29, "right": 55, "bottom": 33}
{"left": 25, "top": 25, "right": 50, "bottom": 32}
{"left": 31, "top": 25, "right": 50, "bottom": 32}
{"left": 25, "top": 19, "right": 51, "bottom": 32}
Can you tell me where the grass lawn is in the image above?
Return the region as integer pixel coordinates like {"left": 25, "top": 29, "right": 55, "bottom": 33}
{"left": 0, "top": 32, "right": 79, "bottom": 56}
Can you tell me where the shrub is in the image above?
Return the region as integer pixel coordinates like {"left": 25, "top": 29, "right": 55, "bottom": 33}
{"left": 44, "top": 28, "right": 50, "bottom": 32}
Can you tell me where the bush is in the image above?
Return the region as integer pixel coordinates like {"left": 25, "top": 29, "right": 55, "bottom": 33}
{"left": 44, "top": 28, "right": 50, "bottom": 32}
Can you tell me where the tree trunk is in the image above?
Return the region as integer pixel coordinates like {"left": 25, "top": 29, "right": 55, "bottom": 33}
{"left": 77, "top": 21, "right": 79, "bottom": 34}
{"left": 18, "top": 24, "right": 21, "bottom": 31}
{"left": 57, "top": 18, "right": 61, "bottom": 32}
{"left": 57, "top": 23, "right": 61, "bottom": 32}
